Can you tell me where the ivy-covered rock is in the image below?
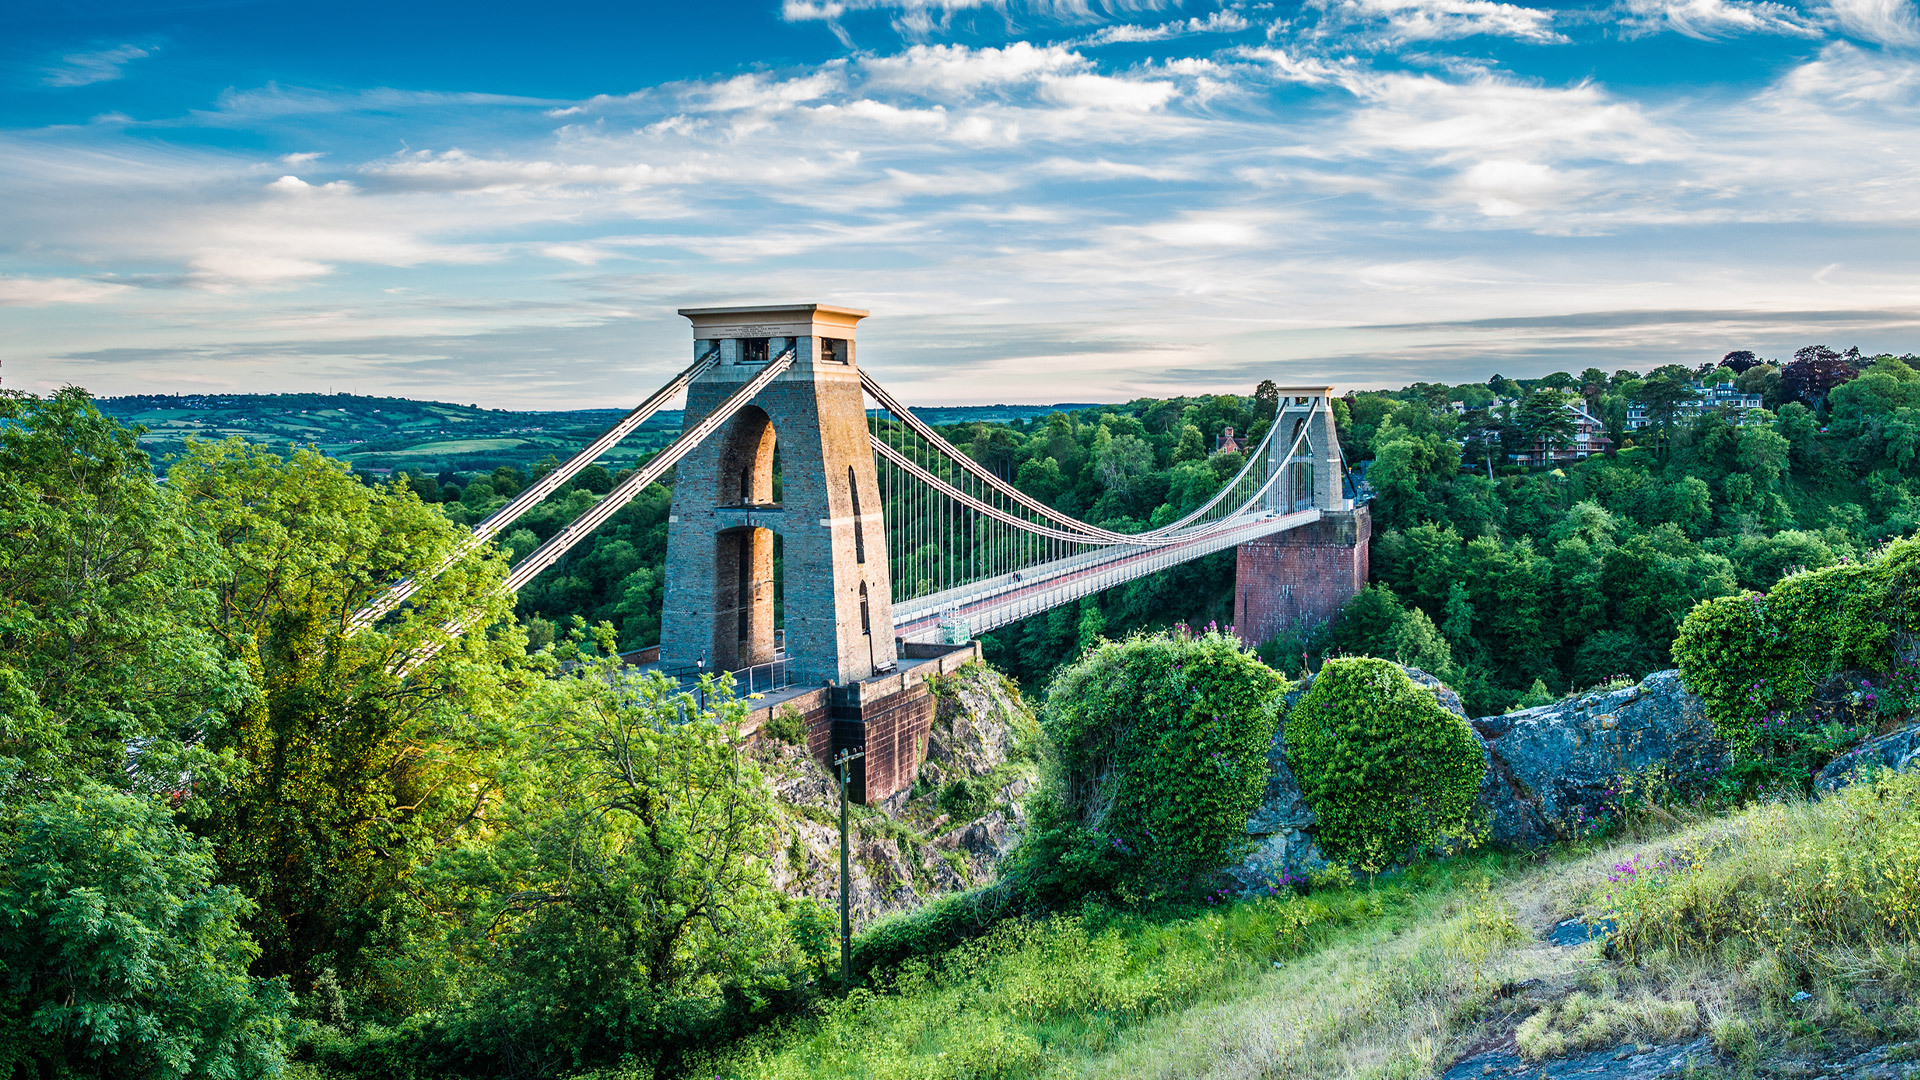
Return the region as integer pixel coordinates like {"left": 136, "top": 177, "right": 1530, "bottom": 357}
{"left": 1285, "top": 657, "right": 1486, "bottom": 871}
{"left": 1018, "top": 629, "right": 1290, "bottom": 902}
{"left": 1674, "top": 536, "right": 1920, "bottom": 752}
{"left": 1231, "top": 665, "right": 1456, "bottom": 892}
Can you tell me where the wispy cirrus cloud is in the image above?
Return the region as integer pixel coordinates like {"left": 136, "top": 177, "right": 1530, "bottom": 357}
{"left": 1618, "top": 0, "right": 1823, "bottom": 39}
{"left": 42, "top": 44, "right": 155, "bottom": 87}
{"left": 1308, "top": 0, "right": 1566, "bottom": 45}
{"left": 1822, "top": 0, "right": 1920, "bottom": 44}
{"left": 0, "top": 275, "right": 131, "bottom": 305}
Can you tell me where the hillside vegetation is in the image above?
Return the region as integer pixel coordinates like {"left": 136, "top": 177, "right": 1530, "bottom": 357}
{"left": 8, "top": 343, "right": 1920, "bottom": 1080}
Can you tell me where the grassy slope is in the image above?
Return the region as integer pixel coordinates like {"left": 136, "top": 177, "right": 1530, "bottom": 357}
{"left": 700, "top": 771, "right": 1920, "bottom": 1080}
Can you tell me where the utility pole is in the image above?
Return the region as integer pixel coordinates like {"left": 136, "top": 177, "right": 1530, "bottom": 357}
{"left": 834, "top": 746, "right": 866, "bottom": 988}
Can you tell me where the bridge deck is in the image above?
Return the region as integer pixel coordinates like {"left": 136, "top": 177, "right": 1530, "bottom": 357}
{"left": 892, "top": 508, "right": 1323, "bottom": 643}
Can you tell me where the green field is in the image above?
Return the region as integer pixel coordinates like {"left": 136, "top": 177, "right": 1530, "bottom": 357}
{"left": 359, "top": 438, "right": 531, "bottom": 458}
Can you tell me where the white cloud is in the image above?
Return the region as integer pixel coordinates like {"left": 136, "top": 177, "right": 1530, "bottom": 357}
{"left": 1453, "top": 158, "right": 1574, "bottom": 215}
{"left": 0, "top": 276, "right": 130, "bottom": 305}
{"left": 43, "top": 44, "right": 153, "bottom": 88}
{"left": 1312, "top": 0, "right": 1566, "bottom": 44}
{"left": 1618, "top": 0, "right": 1822, "bottom": 39}
{"left": 1823, "top": 0, "right": 1920, "bottom": 44}
{"left": 862, "top": 43, "right": 1086, "bottom": 95}
{"left": 1039, "top": 72, "right": 1179, "bottom": 109}
{"left": 1069, "top": 10, "right": 1254, "bottom": 45}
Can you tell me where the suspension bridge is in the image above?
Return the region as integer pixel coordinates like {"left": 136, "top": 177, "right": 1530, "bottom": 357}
{"left": 355, "top": 303, "right": 1369, "bottom": 802}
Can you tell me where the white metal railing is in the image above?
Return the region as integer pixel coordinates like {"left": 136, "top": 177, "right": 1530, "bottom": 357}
{"left": 892, "top": 507, "right": 1321, "bottom": 642}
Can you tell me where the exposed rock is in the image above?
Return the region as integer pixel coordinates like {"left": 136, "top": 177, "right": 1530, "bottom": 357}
{"left": 1442, "top": 1037, "right": 1715, "bottom": 1080}
{"left": 1232, "top": 666, "right": 1726, "bottom": 888}
{"left": 925, "top": 668, "right": 1026, "bottom": 780}
{"left": 1473, "top": 671, "right": 1724, "bottom": 848}
{"left": 1818, "top": 723, "right": 1920, "bottom": 792}
{"left": 759, "top": 662, "right": 1037, "bottom": 929}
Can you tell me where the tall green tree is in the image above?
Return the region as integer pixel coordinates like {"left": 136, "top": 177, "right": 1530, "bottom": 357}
{"left": 167, "top": 439, "right": 537, "bottom": 1007}
{"left": 0, "top": 781, "right": 291, "bottom": 1079}
{"left": 0, "top": 390, "right": 250, "bottom": 800}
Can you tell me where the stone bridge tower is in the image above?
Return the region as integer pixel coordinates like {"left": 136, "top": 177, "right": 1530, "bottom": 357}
{"left": 1238, "top": 386, "right": 1371, "bottom": 649}
{"left": 660, "top": 303, "right": 899, "bottom": 686}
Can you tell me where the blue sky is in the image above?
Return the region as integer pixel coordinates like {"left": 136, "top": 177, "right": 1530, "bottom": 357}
{"left": 3, "top": 0, "right": 1918, "bottom": 407}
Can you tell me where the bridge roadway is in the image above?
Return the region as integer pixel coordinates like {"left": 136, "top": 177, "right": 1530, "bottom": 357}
{"left": 891, "top": 507, "right": 1323, "bottom": 643}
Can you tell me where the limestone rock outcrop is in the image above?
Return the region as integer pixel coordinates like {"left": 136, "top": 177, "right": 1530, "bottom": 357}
{"left": 761, "top": 663, "right": 1036, "bottom": 929}
{"left": 1232, "top": 666, "right": 1725, "bottom": 892}
{"left": 1818, "top": 723, "right": 1920, "bottom": 791}
{"left": 1472, "top": 671, "right": 1723, "bottom": 848}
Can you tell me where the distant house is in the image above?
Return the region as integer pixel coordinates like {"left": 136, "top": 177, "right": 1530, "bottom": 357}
{"left": 1511, "top": 402, "right": 1611, "bottom": 468}
{"left": 1626, "top": 382, "right": 1766, "bottom": 430}
{"left": 1215, "top": 426, "right": 1243, "bottom": 454}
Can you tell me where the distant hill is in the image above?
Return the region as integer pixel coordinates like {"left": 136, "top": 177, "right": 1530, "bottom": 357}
{"left": 92, "top": 392, "right": 1107, "bottom": 477}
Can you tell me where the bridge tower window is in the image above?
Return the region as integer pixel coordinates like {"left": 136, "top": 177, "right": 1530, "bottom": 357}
{"left": 820, "top": 337, "right": 848, "bottom": 364}
{"left": 740, "top": 337, "right": 770, "bottom": 364}
{"left": 859, "top": 582, "right": 871, "bottom": 635}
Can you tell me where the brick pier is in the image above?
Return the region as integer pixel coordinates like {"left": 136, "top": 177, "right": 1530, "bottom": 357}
{"left": 1233, "top": 505, "right": 1371, "bottom": 647}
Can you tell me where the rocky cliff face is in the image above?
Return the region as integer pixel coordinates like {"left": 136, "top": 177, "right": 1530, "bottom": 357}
{"left": 757, "top": 663, "right": 1037, "bottom": 930}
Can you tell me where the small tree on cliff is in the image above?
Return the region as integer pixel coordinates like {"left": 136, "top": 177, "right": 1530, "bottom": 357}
{"left": 1016, "top": 629, "right": 1289, "bottom": 904}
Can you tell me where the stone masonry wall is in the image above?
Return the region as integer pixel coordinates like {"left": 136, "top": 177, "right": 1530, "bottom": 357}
{"left": 1234, "top": 504, "right": 1371, "bottom": 647}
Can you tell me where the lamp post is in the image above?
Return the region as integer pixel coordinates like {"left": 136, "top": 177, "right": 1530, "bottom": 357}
{"left": 833, "top": 746, "right": 866, "bottom": 987}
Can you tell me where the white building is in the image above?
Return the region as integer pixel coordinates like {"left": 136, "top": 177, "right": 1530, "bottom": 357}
{"left": 1626, "top": 382, "right": 1765, "bottom": 430}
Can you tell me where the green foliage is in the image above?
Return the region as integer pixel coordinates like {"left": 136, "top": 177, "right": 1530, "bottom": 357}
{"left": 1285, "top": 658, "right": 1486, "bottom": 871}
{"left": 848, "top": 883, "right": 1024, "bottom": 977}
{"left": 1601, "top": 769, "right": 1920, "bottom": 989}
{"left": 1017, "top": 630, "right": 1289, "bottom": 902}
{"left": 0, "top": 781, "right": 291, "bottom": 1079}
{"left": 313, "top": 661, "right": 832, "bottom": 1078}
{"left": 761, "top": 706, "right": 809, "bottom": 747}
{"left": 166, "top": 438, "right": 538, "bottom": 1006}
{"left": 1673, "top": 535, "right": 1920, "bottom": 759}
{"left": 0, "top": 389, "right": 251, "bottom": 800}
{"left": 938, "top": 776, "right": 987, "bottom": 820}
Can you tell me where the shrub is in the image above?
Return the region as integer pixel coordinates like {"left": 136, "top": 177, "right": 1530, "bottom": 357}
{"left": 761, "top": 706, "right": 809, "bottom": 747}
{"left": 1016, "top": 629, "right": 1289, "bottom": 902}
{"left": 1285, "top": 658, "right": 1486, "bottom": 871}
{"left": 1673, "top": 535, "right": 1920, "bottom": 757}
{"left": 938, "top": 776, "right": 985, "bottom": 820}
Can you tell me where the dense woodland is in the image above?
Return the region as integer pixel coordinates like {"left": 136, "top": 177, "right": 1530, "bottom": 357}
{"left": 6, "top": 341, "right": 1920, "bottom": 1079}
{"left": 420, "top": 344, "right": 1920, "bottom": 713}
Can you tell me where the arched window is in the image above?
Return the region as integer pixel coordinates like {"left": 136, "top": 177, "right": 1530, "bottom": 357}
{"left": 858, "top": 581, "right": 871, "bottom": 635}
{"left": 847, "top": 466, "right": 866, "bottom": 563}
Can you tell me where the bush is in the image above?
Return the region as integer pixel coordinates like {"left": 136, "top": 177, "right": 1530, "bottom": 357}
{"left": 1672, "top": 535, "right": 1920, "bottom": 756}
{"left": 1016, "top": 629, "right": 1289, "bottom": 902}
{"left": 1285, "top": 658, "right": 1486, "bottom": 871}
{"left": 761, "top": 706, "right": 809, "bottom": 747}
{"left": 938, "top": 776, "right": 985, "bottom": 819}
